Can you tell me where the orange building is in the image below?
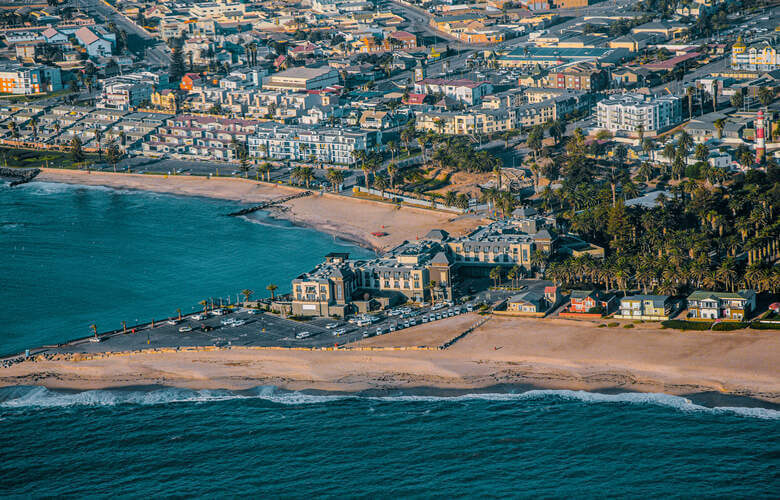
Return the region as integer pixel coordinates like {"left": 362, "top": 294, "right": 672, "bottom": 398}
{"left": 180, "top": 72, "right": 202, "bottom": 91}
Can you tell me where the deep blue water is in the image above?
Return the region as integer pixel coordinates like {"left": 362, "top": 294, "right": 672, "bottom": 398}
{"left": 1, "top": 181, "right": 777, "bottom": 497}
{"left": 0, "top": 386, "right": 777, "bottom": 497}
{"left": 0, "top": 181, "right": 371, "bottom": 355}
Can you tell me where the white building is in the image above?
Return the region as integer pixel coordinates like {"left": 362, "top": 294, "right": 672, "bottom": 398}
{"left": 413, "top": 78, "right": 493, "bottom": 106}
{"left": 248, "top": 124, "right": 377, "bottom": 165}
{"left": 262, "top": 67, "right": 340, "bottom": 92}
{"left": 98, "top": 75, "right": 154, "bottom": 110}
{"left": 0, "top": 64, "right": 62, "bottom": 95}
{"left": 596, "top": 93, "right": 683, "bottom": 133}
{"left": 74, "top": 26, "right": 116, "bottom": 58}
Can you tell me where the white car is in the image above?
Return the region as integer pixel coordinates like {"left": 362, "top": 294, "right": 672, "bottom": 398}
{"left": 192, "top": 314, "right": 205, "bottom": 321}
{"left": 178, "top": 326, "right": 193, "bottom": 333}
{"left": 166, "top": 319, "right": 179, "bottom": 325}
{"left": 229, "top": 320, "right": 246, "bottom": 327}
{"left": 295, "top": 331, "right": 312, "bottom": 339}
{"left": 326, "top": 323, "right": 339, "bottom": 329}
{"left": 333, "top": 328, "right": 346, "bottom": 336}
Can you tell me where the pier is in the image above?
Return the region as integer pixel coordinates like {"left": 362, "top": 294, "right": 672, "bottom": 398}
{"left": 226, "top": 191, "right": 312, "bottom": 217}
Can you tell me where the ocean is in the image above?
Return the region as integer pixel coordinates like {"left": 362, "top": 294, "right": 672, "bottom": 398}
{"left": 1, "top": 181, "right": 777, "bottom": 497}
{"left": 0, "top": 386, "right": 777, "bottom": 497}
{"left": 0, "top": 180, "right": 371, "bottom": 355}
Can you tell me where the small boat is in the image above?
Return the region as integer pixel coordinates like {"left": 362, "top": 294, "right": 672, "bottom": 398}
{"left": 371, "top": 231, "right": 388, "bottom": 237}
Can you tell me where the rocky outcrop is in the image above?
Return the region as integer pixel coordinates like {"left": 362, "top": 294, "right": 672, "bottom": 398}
{"left": 0, "top": 167, "right": 40, "bottom": 186}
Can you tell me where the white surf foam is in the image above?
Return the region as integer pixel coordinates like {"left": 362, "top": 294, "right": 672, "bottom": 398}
{"left": 1, "top": 386, "right": 776, "bottom": 419}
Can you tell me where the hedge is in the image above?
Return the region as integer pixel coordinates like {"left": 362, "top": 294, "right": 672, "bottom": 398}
{"left": 749, "top": 322, "right": 780, "bottom": 330}
{"left": 712, "top": 322, "right": 748, "bottom": 331}
{"left": 661, "top": 320, "right": 712, "bottom": 331}
{"left": 623, "top": 324, "right": 635, "bottom": 329}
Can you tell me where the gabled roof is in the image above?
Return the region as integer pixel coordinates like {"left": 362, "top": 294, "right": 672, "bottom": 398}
{"left": 622, "top": 294, "right": 669, "bottom": 306}
{"left": 570, "top": 289, "right": 597, "bottom": 299}
{"left": 75, "top": 26, "right": 101, "bottom": 46}
{"left": 431, "top": 251, "right": 451, "bottom": 265}
{"left": 424, "top": 229, "right": 449, "bottom": 241}
{"left": 509, "top": 291, "right": 543, "bottom": 304}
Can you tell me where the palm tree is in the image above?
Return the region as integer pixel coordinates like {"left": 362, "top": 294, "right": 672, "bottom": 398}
{"left": 444, "top": 190, "right": 457, "bottom": 207}
{"left": 386, "top": 140, "right": 399, "bottom": 161}
{"left": 241, "top": 289, "right": 254, "bottom": 305}
{"left": 493, "top": 164, "right": 502, "bottom": 190}
{"left": 325, "top": 168, "right": 344, "bottom": 192}
{"left": 638, "top": 161, "right": 654, "bottom": 182}
{"left": 456, "top": 193, "right": 470, "bottom": 211}
{"left": 663, "top": 143, "right": 676, "bottom": 164}
{"left": 489, "top": 266, "right": 501, "bottom": 287}
{"left": 258, "top": 162, "right": 272, "bottom": 182}
{"left": 373, "top": 173, "right": 388, "bottom": 198}
{"left": 266, "top": 284, "right": 278, "bottom": 300}
{"left": 713, "top": 118, "right": 725, "bottom": 140}
{"left": 296, "top": 166, "right": 315, "bottom": 188}
{"left": 693, "top": 143, "right": 709, "bottom": 162}
{"left": 427, "top": 280, "right": 437, "bottom": 305}
{"left": 757, "top": 86, "right": 774, "bottom": 107}
{"left": 387, "top": 163, "right": 397, "bottom": 193}
{"left": 199, "top": 300, "right": 208, "bottom": 313}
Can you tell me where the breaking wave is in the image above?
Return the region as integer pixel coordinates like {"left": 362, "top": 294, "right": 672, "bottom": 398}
{"left": 1, "top": 386, "right": 777, "bottom": 419}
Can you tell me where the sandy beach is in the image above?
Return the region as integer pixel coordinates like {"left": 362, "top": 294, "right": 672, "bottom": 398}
{"left": 35, "top": 169, "right": 483, "bottom": 251}
{"left": 2, "top": 316, "right": 778, "bottom": 403}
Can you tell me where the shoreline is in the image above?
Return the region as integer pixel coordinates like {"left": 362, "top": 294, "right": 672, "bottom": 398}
{"left": 32, "top": 169, "right": 484, "bottom": 253}
{"left": 2, "top": 316, "right": 778, "bottom": 404}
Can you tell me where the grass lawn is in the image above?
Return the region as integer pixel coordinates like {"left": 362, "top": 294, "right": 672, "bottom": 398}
{"left": 0, "top": 147, "right": 98, "bottom": 169}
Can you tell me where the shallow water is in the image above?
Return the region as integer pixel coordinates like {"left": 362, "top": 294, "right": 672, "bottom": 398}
{"left": 0, "top": 181, "right": 371, "bottom": 355}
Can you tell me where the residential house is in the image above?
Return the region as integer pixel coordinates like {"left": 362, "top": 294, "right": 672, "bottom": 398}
{"left": 687, "top": 290, "right": 756, "bottom": 321}
{"left": 74, "top": 26, "right": 115, "bottom": 58}
{"left": 616, "top": 295, "right": 673, "bottom": 320}
{"left": 568, "top": 289, "right": 615, "bottom": 313}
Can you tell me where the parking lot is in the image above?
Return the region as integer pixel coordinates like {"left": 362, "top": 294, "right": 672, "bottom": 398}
{"left": 42, "top": 279, "right": 553, "bottom": 355}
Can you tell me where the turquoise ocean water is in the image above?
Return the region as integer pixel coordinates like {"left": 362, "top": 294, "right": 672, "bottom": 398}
{"left": 0, "top": 181, "right": 777, "bottom": 497}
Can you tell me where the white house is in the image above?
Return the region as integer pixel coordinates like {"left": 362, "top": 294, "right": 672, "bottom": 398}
{"left": 75, "top": 26, "right": 115, "bottom": 58}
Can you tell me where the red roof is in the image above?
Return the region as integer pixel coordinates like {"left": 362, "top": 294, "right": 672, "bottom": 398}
{"left": 644, "top": 52, "right": 701, "bottom": 70}
{"left": 403, "top": 93, "right": 426, "bottom": 105}
{"left": 390, "top": 30, "right": 416, "bottom": 41}
{"left": 183, "top": 72, "right": 201, "bottom": 81}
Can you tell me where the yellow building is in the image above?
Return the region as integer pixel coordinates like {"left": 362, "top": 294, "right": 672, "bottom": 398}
{"left": 731, "top": 38, "right": 779, "bottom": 71}
{"left": 151, "top": 89, "right": 178, "bottom": 113}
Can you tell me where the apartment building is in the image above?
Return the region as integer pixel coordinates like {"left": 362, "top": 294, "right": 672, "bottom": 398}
{"left": 98, "top": 75, "right": 154, "bottom": 111}
{"left": 248, "top": 124, "right": 376, "bottom": 165}
{"left": 413, "top": 78, "right": 493, "bottom": 105}
{"left": 262, "top": 67, "right": 340, "bottom": 91}
{"left": 144, "top": 115, "right": 259, "bottom": 161}
{"left": 596, "top": 92, "right": 683, "bottom": 134}
{"left": 0, "top": 63, "right": 62, "bottom": 94}
{"left": 544, "top": 61, "right": 609, "bottom": 92}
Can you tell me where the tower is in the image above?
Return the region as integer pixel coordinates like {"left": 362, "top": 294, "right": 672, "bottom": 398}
{"left": 414, "top": 59, "right": 426, "bottom": 83}
{"left": 756, "top": 109, "right": 765, "bottom": 164}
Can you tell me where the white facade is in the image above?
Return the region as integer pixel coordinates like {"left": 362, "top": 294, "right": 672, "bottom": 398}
{"left": 262, "top": 67, "right": 340, "bottom": 91}
{"left": 248, "top": 124, "right": 375, "bottom": 165}
{"left": 98, "top": 76, "right": 154, "bottom": 111}
{"left": 413, "top": 78, "right": 493, "bottom": 105}
{"left": 596, "top": 93, "right": 683, "bottom": 133}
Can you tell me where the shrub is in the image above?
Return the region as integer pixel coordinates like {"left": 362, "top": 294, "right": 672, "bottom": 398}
{"left": 623, "top": 324, "right": 635, "bottom": 328}
{"left": 588, "top": 306, "right": 604, "bottom": 314}
{"left": 607, "top": 322, "right": 619, "bottom": 328}
{"left": 597, "top": 324, "right": 607, "bottom": 328}
{"left": 749, "top": 322, "right": 780, "bottom": 330}
{"left": 660, "top": 320, "right": 712, "bottom": 331}
{"left": 712, "top": 322, "right": 749, "bottom": 331}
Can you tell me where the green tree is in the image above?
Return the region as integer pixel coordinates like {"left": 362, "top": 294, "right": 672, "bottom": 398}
{"left": 104, "top": 139, "right": 122, "bottom": 173}
{"left": 266, "top": 283, "right": 278, "bottom": 300}
{"left": 70, "top": 136, "right": 85, "bottom": 163}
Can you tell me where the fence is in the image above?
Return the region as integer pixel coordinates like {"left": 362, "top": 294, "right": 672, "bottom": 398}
{"left": 356, "top": 187, "right": 488, "bottom": 214}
